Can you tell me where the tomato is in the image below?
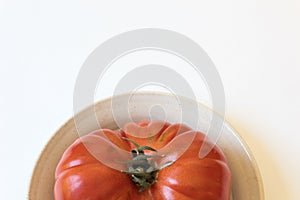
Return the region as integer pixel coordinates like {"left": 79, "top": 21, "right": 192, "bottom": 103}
{"left": 54, "top": 121, "right": 231, "bottom": 200}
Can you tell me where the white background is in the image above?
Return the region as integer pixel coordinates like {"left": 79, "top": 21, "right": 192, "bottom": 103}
{"left": 1, "top": 0, "right": 300, "bottom": 199}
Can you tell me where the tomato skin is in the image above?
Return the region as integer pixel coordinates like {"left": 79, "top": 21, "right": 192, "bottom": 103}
{"left": 54, "top": 121, "right": 231, "bottom": 200}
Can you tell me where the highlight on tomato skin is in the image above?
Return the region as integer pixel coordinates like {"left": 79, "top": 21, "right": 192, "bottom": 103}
{"left": 54, "top": 121, "right": 232, "bottom": 200}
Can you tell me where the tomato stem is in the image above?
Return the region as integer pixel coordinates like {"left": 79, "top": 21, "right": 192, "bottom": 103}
{"left": 121, "top": 137, "right": 174, "bottom": 192}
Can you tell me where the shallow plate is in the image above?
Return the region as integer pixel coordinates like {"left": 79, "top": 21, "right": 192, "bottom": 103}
{"left": 29, "top": 92, "right": 264, "bottom": 200}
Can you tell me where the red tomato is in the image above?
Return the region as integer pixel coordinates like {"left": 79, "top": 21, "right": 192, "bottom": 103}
{"left": 54, "top": 121, "right": 231, "bottom": 200}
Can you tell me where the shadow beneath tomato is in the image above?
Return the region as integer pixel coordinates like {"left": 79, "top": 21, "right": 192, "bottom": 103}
{"left": 228, "top": 118, "right": 291, "bottom": 200}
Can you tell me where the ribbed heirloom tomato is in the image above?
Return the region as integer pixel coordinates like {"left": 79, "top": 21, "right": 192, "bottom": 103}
{"left": 54, "top": 121, "right": 231, "bottom": 200}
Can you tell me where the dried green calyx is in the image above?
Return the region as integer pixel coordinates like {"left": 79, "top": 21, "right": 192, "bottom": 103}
{"left": 121, "top": 137, "right": 173, "bottom": 192}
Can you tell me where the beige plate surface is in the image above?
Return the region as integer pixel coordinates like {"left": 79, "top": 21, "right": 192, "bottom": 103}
{"left": 29, "top": 92, "right": 264, "bottom": 200}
